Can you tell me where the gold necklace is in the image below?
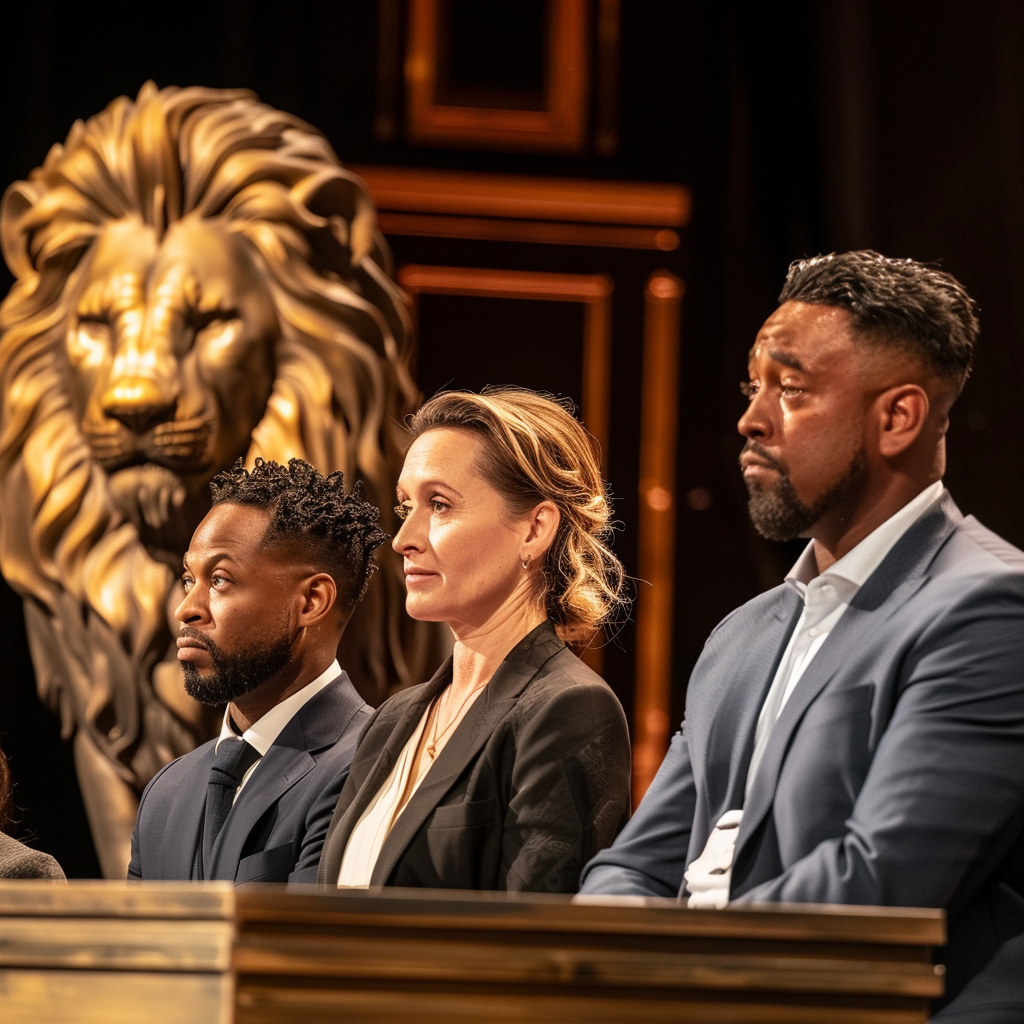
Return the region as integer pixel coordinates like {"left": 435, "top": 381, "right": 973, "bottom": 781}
{"left": 426, "top": 682, "right": 487, "bottom": 759}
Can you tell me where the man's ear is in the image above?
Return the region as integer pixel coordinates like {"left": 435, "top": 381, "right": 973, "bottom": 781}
{"left": 521, "top": 500, "right": 561, "bottom": 564}
{"left": 876, "top": 384, "right": 930, "bottom": 458}
{"left": 295, "top": 573, "right": 338, "bottom": 628}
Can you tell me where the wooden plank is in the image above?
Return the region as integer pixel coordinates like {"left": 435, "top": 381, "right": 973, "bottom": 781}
{"left": 349, "top": 165, "right": 692, "bottom": 227}
{"left": 397, "top": 264, "right": 613, "bottom": 301}
{"left": 236, "top": 888, "right": 946, "bottom": 947}
{"left": 0, "top": 881, "right": 234, "bottom": 920}
{"left": 236, "top": 983, "right": 932, "bottom": 1024}
{"left": 0, "top": 917, "right": 232, "bottom": 971}
{"left": 234, "top": 933, "right": 943, "bottom": 997}
{"left": 376, "top": 211, "right": 681, "bottom": 250}
{"left": 0, "top": 968, "right": 232, "bottom": 1024}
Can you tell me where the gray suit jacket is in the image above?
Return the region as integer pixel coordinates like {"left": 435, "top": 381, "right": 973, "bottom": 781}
{"left": 318, "top": 621, "right": 631, "bottom": 892}
{"left": 581, "top": 494, "right": 1024, "bottom": 1016}
{"left": 129, "top": 673, "right": 370, "bottom": 883}
{"left": 0, "top": 831, "right": 65, "bottom": 880}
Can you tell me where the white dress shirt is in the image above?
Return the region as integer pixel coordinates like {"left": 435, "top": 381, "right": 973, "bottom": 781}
{"left": 216, "top": 659, "right": 341, "bottom": 799}
{"left": 684, "top": 482, "right": 945, "bottom": 907}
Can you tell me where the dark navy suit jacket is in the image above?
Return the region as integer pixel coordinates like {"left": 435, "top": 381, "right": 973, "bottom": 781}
{"left": 581, "top": 495, "right": 1024, "bottom": 1019}
{"left": 128, "top": 673, "right": 370, "bottom": 884}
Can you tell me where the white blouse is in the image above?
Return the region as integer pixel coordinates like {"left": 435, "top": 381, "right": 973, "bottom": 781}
{"left": 336, "top": 705, "right": 431, "bottom": 888}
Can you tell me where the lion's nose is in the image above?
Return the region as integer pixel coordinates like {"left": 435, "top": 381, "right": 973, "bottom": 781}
{"left": 101, "top": 376, "right": 177, "bottom": 434}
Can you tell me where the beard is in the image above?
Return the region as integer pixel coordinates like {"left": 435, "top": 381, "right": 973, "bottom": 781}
{"left": 743, "top": 442, "right": 867, "bottom": 542}
{"left": 180, "top": 625, "right": 293, "bottom": 706}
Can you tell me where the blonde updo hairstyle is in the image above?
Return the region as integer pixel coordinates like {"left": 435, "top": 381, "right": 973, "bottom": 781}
{"left": 408, "top": 388, "right": 628, "bottom": 644}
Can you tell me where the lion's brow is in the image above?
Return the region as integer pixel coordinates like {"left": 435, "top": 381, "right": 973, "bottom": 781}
{"left": 77, "top": 274, "right": 145, "bottom": 318}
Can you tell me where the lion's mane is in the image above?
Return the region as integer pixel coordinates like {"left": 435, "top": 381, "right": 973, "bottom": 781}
{"left": 0, "top": 83, "right": 428, "bottom": 793}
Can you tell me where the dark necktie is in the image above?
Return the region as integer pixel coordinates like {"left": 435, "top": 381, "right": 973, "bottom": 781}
{"left": 202, "top": 738, "right": 261, "bottom": 878}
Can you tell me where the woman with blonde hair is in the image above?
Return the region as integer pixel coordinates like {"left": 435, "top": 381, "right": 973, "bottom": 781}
{"left": 318, "top": 388, "right": 631, "bottom": 891}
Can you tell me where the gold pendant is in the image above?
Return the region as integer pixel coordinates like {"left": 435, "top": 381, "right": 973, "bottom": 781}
{"left": 427, "top": 745, "right": 437, "bottom": 759}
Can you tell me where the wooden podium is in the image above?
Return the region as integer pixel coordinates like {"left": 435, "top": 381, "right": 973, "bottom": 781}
{"left": 0, "top": 882, "right": 944, "bottom": 1024}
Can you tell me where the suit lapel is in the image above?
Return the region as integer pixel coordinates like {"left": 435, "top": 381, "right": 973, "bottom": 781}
{"left": 369, "top": 621, "right": 564, "bottom": 886}
{"left": 166, "top": 744, "right": 216, "bottom": 878}
{"left": 320, "top": 666, "right": 450, "bottom": 881}
{"left": 210, "top": 744, "right": 316, "bottom": 879}
{"left": 208, "top": 674, "right": 363, "bottom": 880}
{"left": 704, "top": 592, "right": 803, "bottom": 816}
{"left": 736, "top": 495, "right": 963, "bottom": 860}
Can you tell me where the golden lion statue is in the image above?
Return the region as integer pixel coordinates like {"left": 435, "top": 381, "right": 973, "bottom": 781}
{"left": 0, "top": 83, "right": 434, "bottom": 877}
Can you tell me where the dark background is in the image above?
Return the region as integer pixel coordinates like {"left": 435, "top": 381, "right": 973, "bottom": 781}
{"left": 0, "top": 1, "right": 1021, "bottom": 876}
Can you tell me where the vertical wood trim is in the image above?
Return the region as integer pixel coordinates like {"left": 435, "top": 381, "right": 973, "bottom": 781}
{"left": 581, "top": 289, "right": 612, "bottom": 475}
{"left": 595, "top": 0, "right": 621, "bottom": 155}
{"left": 546, "top": 0, "right": 590, "bottom": 147}
{"left": 632, "top": 271, "right": 684, "bottom": 804}
{"left": 405, "top": 0, "right": 439, "bottom": 128}
{"left": 579, "top": 286, "right": 612, "bottom": 677}
{"left": 374, "top": 0, "right": 403, "bottom": 141}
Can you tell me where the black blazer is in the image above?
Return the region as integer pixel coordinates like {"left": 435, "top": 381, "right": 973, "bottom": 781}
{"left": 129, "top": 674, "right": 370, "bottom": 884}
{"left": 317, "top": 621, "right": 631, "bottom": 892}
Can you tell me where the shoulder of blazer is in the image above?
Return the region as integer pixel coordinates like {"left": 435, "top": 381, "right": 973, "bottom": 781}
{"left": 505, "top": 644, "right": 627, "bottom": 723}
{"left": 513, "top": 642, "right": 606, "bottom": 693}
{"left": 145, "top": 738, "right": 218, "bottom": 791}
{"left": 936, "top": 509, "right": 1024, "bottom": 575}
{"left": 287, "top": 672, "right": 371, "bottom": 757}
{"left": 134, "top": 738, "right": 218, "bottom": 827}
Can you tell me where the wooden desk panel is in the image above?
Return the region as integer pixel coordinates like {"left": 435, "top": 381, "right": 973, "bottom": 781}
{"left": 234, "top": 888, "right": 945, "bottom": 1024}
{"left": 0, "top": 969, "right": 231, "bottom": 1024}
{"left": 0, "top": 883, "right": 944, "bottom": 1024}
{"left": 0, "top": 882, "right": 234, "bottom": 1024}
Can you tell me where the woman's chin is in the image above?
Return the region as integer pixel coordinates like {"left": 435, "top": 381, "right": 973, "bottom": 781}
{"left": 404, "top": 597, "right": 447, "bottom": 622}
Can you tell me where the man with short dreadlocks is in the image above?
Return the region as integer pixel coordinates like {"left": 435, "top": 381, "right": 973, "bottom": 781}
{"left": 128, "top": 458, "right": 383, "bottom": 883}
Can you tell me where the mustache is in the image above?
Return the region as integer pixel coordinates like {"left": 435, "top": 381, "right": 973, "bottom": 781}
{"left": 740, "top": 441, "right": 787, "bottom": 475}
{"left": 178, "top": 625, "right": 215, "bottom": 652}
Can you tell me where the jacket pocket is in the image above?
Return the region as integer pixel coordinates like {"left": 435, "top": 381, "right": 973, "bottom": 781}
{"left": 234, "top": 842, "right": 295, "bottom": 884}
{"left": 429, "top": 797, "right": 497, "bottom": 830}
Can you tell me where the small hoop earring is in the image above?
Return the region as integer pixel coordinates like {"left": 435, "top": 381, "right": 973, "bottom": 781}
{"left": 521, "top": 557, "right": 530, "bottom": 571}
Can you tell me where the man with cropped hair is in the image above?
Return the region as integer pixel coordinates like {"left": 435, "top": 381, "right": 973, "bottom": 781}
{"left": 129, "top": 458, "right": 382, "bottom": 883}
{"left": 581, "top": 252, "right": 1024, "bottom": 1022}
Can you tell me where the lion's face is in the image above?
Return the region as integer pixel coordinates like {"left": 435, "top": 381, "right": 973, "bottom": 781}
{"left": 64, "top": 214, "right": 279, "bottom": 564}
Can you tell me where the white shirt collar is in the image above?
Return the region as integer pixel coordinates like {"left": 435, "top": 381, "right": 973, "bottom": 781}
{"left": 786, "top": 481, "right": 945, "bottom": 595}
{"left": 216, "top": 659, "right": 341, "bottom": 757}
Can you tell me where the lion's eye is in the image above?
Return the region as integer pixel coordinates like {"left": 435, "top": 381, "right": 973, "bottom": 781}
{"left": 193, "top": 313, "right": 243, "bottom": 362}
{"left": 192, "top": 308, "right": 239, "bottom": 331}
{"left": 67, "top": 318, "right": 112, "bottom": 369}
